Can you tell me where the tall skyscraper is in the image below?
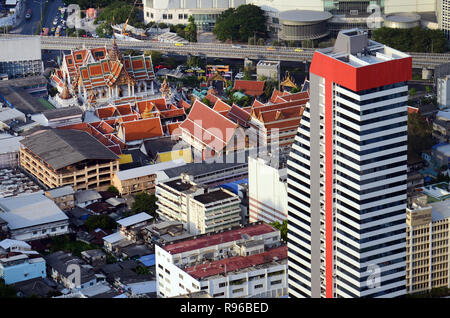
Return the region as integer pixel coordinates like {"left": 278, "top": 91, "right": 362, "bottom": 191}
{"left": 287, "top": 29, "right": 412, "bottom": 298}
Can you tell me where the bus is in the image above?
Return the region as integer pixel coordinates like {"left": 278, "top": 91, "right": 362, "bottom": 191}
{"left": 55, "top": 25, "right": 62, "bottom": 37}
{"left": 41, "top": 27, "right": 49, "bottom": 36}
{"left": 207, "top": 65, "right": 229, "bottom": 73}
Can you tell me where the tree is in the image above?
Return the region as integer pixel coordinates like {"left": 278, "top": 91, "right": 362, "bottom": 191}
{"left": 0, "top": 279, "right": 17, "bottom": 298}
{"left": 145, "top": 51, "right": 162, "bottom": 66}
{"left": 372, "top": 27, "right": 447, "bottom": 53}
{"left": 213, "top": 4, "right": 267, "bottom": 42}
{"left": 201, "top": 97, "right": 212, "bottom": 107}
{"left": 107, "top": 185, "right": 119, "bottom": 195}
{"left": 257, "top": 38, "right": 265, "bottom": 46}
{"left": 408, "top": 112, "right": 434, "bottom": 155}
{"left": 243, "top": 68, "right": 253, "bottom": 80}
{"left": 131, "top": 192, "right": 157, "bottom": 217}
{"left": 264, "top": 80, "right": 278, "bottom": 100}
{"left": 248, "top": 36, "right": 256, "bottom": 46}
{"left": 184, "top": 16, "right": 197, "bottom": 42}
{"left": 84, "top": 215, "right": 116, "bottom": 232}
{"left": 425, "top": 86, "right": 432, "bottom": 94}
{"left": 270, "top": 220, "right": 288, "bottom": 242}
{"left": 409, "top": 88, "right": 416, "bottom": 97}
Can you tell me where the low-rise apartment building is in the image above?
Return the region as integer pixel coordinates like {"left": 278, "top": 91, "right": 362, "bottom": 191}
{"left": 0, "top": 239, "right": 46, "bottom": 285}
{"left": 111, "top": 159, "right": 186, "bottom": 196}
{"left": 155, "top": 222, "right": 287, "bottom": 298}
{"left": 0, "top": 192, "right": 69, "bottom": 241}
{"left": 156, "top": 176, "right": 242, "bottom": 235}
{"left": 45, "top": 186, "right": 75, "bottom": 211}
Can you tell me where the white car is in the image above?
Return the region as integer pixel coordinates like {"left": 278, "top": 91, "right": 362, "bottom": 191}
{"left": 232, "top": 45, "right": 243, "bottom": 48}
{"left": 53, "top": 19, "right": 58, "bottom": 26}
{"left": 235, "top": 73, "right": 244, "bottom": 79}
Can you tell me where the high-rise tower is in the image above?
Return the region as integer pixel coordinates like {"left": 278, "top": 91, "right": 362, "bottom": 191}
{"left": 287, "top": 29, "right": 412, "bottom": 298}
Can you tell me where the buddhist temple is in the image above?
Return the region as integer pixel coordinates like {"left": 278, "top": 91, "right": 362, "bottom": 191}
{"left": 50, "top": 36, "right": 155, "bottom": 110}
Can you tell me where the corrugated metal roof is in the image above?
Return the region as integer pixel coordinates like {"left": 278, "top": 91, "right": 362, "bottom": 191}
{"left": 20, "top": 129, "right": 119, "bottom": 170}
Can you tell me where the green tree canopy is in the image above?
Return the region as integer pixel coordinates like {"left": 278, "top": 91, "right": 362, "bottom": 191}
{"left": 270, "top": 220, "right": 288, "bottom": 242}
{"left": 213, "top": 4, "right": 267, "bottom": 42}
{"left": 408, "top": 112, "right": 434, "bottom": 155}
{"left": 0, "top": 279, "right": 17, "bottom": 298}
{"left": 131, "top": 192, "right": 158, "bottom": 217}
{"left": 372, "top": 27, "right": 447, "bottom": 53}
{"left": 84, "top": 215, "right": 116, "bottom": 232}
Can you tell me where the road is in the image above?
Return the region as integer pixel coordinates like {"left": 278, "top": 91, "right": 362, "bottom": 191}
{"left": 1, "top": 33, "right": 449, "bottom": 69}
{"left": 9, "top": 0, "right": 63, "bottom": 35}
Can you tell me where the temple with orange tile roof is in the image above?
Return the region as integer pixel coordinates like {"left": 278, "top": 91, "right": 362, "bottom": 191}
{"left": 178, "top": 100, "right": 247, "bottom": 159}
{"left": 50, "top": 36, "right": 155, "bottom": 109}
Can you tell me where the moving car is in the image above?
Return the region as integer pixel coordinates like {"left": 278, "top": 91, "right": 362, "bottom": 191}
{"left": 294, "top": 48, "right": 304, "bottom": 53}
{"left": 266, "top": 47, "right": 276, "bottom": 51}
{"left": 25, "top": 9, "right": 32, "bottom": 19}
{"left": 175, "top": 42, "right": 184, "bottom": 47}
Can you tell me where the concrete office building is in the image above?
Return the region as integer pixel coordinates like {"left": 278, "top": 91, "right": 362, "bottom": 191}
{"left": 406, "top": 193, "right": 450, "bottom": 294}
{"left": 438, "top": 0, "right": 450, "bottom": 40}
{"left": 248, "top": 155, "right": 287, "bottom": 224}
{"left": 0, "top": 37, "right": 43, "bottom": 79}
{"left": 143, "top": 0, "right": 247, "bottom": 31}
{"left": 437, "top": 76, "right": 450, "bottom": 110}
{"left": 155, "top": 222, "right": 287, "bottom": 298}
{"left": 287, "top": 29, "right": 411, "bottom": 298}
{"left": 156, "top": 176, "right": 242, "bottom": 235}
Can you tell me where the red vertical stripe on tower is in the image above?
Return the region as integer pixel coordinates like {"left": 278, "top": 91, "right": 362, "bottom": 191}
{"left": 325, "top": 78, "right": 334, "bottom": 298}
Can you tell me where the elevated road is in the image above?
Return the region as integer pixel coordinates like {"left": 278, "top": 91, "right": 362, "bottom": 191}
{"left": 1, "top": 34, "right": 449, "bottom": 69}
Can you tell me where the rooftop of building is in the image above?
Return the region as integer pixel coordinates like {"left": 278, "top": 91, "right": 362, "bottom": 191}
{"left": 42, "top": 107, "right": 83, "bottom": 120}
{"left": 193, "top": 188, "right": 236, "bottom": 205}
{"left": 162, "top": 178, "right": 199, "bottom": 193}
{"left": 45, "top": 185, "right": 75, "bottom": 198}
{"left": 433, "top": 143, "right": 450, "bottom": 156}
{"left": 117, "top": 212, "right": 153, "bottom": 228}
{"left": 0, "top": 76, "right": 47, "bottom": 89}
{"left": 161, "top": 222, "right": 277, "bottom": 255}
{"left": 318, "top": 29, "right": 410, "bottom": 68}
{"left": 0, "top": 133, "right": 23, "bottom": 154}
{"left": 74, "top": 189, "right": 102, "bottom": 203}
{"left": 0, "top": 86, "right": 49, "bottom": 115}
{"left": 44, "top": 251, "right": 96, "bottom": 284}
{"left": 20, "top": 129, "right": 119, "bottom": 170}
{"left": 431, "top": 200, "right": 450, "bottom": 222}
{"left": 0, "top": 192, "right": 68, "bottom": 230}
{"left": 279, "top": 10, "right": 332, "bottom": 23}
{"left": 185, "top": 245, "right": 287, "bottom": 280}
{"left": 114, "top": 159, "right": 186, "bottom": 181}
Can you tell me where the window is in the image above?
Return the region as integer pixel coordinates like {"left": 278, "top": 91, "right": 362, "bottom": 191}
{"left": 168, "top": 14, "right": 173, "bottom": 19}
{"left": 254, "top": 284, "right": 263, "bottom": 289}
{"left": 184, "top": 14, "right": 188, "bottom": 19}
{"left": 213, "top": 292, "right": 224, "bottom": 297}
{"left": 163, "top": 14, "right": 167, "bottom": 19}
{"left": 233, "top": 288, "right": 244, "bottom": 294}
{"left": 179, "top": 14, "right": 183, "bottom": 19}
{"left": 146, "top": 12, "right": 149, "bottom": 18}
{"left": 271, "top": 280, "right": 282, "bottom": 286}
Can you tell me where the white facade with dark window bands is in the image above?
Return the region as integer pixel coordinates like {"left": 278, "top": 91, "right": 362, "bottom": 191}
{"left": 288, "top": 78, "right": 408, "bottom": 298}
